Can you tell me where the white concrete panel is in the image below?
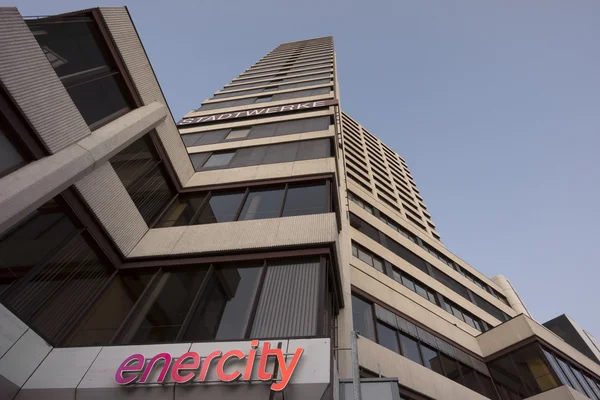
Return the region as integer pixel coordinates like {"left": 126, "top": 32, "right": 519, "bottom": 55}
{"left": 0, "top": 329, "right": 51, "bottom": 387}
{"left": 0, "top": 304, "right": 28, "bottom": 359}
{"left": 23, "top": 347, "right": 102, "bottom": 389}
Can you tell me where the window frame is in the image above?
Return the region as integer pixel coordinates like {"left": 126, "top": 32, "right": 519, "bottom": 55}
{"left": 152, "top": 179, "right": 333, "bottom": 228}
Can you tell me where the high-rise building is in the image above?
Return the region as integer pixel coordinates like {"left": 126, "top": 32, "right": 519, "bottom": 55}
{"left": 0, "top": 6, "right": 598, "bottom": 400}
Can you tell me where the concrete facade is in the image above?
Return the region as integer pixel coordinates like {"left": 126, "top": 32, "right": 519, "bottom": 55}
{"left": 0, "top": 6, "right": 598, "bottom": 400}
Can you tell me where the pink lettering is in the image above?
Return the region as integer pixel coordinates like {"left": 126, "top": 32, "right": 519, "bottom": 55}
{"left": 115, "top": 354, "right": 144, "bottom": 385}
{"left": 139, "top": 353, "right": 172, "bottom": 383}
{"left": 171, "top": 352, "right": 200, "bottom": 384}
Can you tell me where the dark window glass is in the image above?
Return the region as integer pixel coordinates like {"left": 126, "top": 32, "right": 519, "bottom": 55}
{"left": 357, "top": 247, "right": 373, "bottom": 266}
{"left": 430, "top": 268, "right": 470, "bottom": 301}
{"left": 0, "top": 128, "right": 26, "bottom": 177}
{"left": 1, "top": 231, "right": 112, "bottom": 345}
{"left": 472, "top": 292, "right": 508, "bottom": 322}
{"left": 441, "top": 354, "right": 461, "bottom": 383}
{"left": 181, "top": 132, "right": 204, "bottom": 147}
{"left": 282, "top": 183, "right": 328, "bottom": 217}
{"left": 28, "top": 17, "right": 132, "bottom": 128}
{"left": 110, "top": 135, "right": 173, "bottom": 224}
{"left": 414, "top": 282, "right": 428, "bottom": 299}
{"left": 421, "top": 345, "right": 443, "bottom": 374}
{"left": 238, "top": 187, "right": 285, "bottom": 220}
{"left": 66, "top": 74, "right": 129, "bottom": 126}
{"left": 195, "top": 129, "right": 230, "bottom": 145}
{"left": 351, "top": 295, "right": 376, "bottom": 341}
{"left": 248, "top": 122, "right": 278, "bottom": 139}
{"left": 275, "top": 119, "right": 305, "bottom": 135}
{"left": 196, "top": 191, "right": 245, "bottom": 224}
{"left": 184, "top": 266, "right": 262, "bottom": 341}
{"left": 155, "top": 194, "right": 207, "bottom": 227}
{"left": 190, "top": 152, "right": 211, "bottom": 170}
{"left": 459, "top": 363, "right": 481, "bottom": 395}
{"left": 399, "top": 333, "right": 422, "bottom": 365}
{"left": 228, "top": 146, "right": 268, "bottom": 168}
{"left": 297, "top": 138, "right": 331, "bottom": 160}
{"left": 372, "top": 257, "right": 384, "bottom": 273}
{"left": 65, "top": 272, "right": 153, "bottom": 346}
{"left": 384, "top": 238, "right": 428, "bottom": 274}
{"left": 125, "top": 269, "right": 208, "bottom": 344}
{"left": 0, "top": 199, "right": 76, "bottom": 275}
{"left": 401, "top": 275, "right": 416, "bottom": 292}
{"left": 377, "top": 322, "right": 399, "bottom": 353}
{"left": 451, "top": 304, "right": 464, "bottom": 320}
{"left": 478, "top": 373, "right": 500, "bottom": 400}
{"left": 254, "top": 96, "right": 272, "bottom": 103}
{"left": 203, "top": 151, "right": 235, "bottom": 168}
{"left": 263, "top": 142, "right": 299, "bottom": 164}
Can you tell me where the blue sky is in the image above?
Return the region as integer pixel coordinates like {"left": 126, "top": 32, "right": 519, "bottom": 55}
{"left": 15, "top": 0, "right": 600, "bottom": 336}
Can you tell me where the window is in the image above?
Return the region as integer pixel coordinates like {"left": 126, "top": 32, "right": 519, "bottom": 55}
{"left": 377, "top": 322, "right": 399, "bottom": 353}
{"left": 195, "top": 191, "right": 246, "bottom": 224}
{"left": 122, "top": 269, "right": 209, "bottom": 344}
{"left": 0, "top": 127, "right": 27, "bottom": 178}
{"left": 27, "top": 15, "right": 133, "bottom": 129}
{"left": 254, "top": 95, "right": 273, "bottom": 103}
{"left": 351, "top": 295, "right": 376, "bottom": 341}
{"left": 399, "top": 333, "right": 422, "bottom": 365}
{"left": 154, "top": 194, "right": 207, "bottom": 228}
{"left": 182, "top": 265, "right": 261, "bottom": 341}
{"left": 421, "top": 345, "right": 443, "bottom": 373}
{"left": 192, "top": 139, "right": 332, "bottom": 171}
{"left": 282, "top": 182, "right": 328, "bottom": 217}
{"left": 202, "top": 151, "right": 236, "bottom": 168}
{"left": 64, "top": 272, "right": 154, "bottom": 346}
{"left": 110, "top": 135, "right": 174, "bottom": 224}
{"left": 0, "top": 197, "right": 115, "bottom": 346}
{"left": 225, "top": 128, "right": 250, "bottom": 140}
{"left": 155, "top": 181, "right": 331, "bottom": 228}
{"left": 238, "top": 187, "right": 285, "bottom": 220}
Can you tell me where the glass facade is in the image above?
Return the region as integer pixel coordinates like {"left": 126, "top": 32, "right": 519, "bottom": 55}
{"left": 351, "top": 294, "right": 498, "bottom": 399}
{"left": 155, "top": 181, "right": 330, "bottom": 227}
{"left": 27, "top": 14, "right": 133, "bottom": 128}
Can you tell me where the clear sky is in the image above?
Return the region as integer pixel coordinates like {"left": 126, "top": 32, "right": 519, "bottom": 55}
{"left": 14, "top": 0, "right": 600, "bottom": 336}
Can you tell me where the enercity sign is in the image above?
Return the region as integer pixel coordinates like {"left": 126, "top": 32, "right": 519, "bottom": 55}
{"left": 115, "top": 340, "right": 304, "bottom": 392}
{"left": 177, "top": 99, "right": 338, "bottom": 126}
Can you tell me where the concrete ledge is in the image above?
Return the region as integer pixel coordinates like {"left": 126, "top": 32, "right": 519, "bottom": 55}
{"left": 129, "top": 212, "right": 338, "bottom": 258}
{"left": 525, "top": 385, "right": 590, "bottom": 400}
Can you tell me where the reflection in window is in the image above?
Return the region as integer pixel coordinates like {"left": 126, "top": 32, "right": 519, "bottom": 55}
{"left": 155, "top": 181, "right": 331, "bottom": 228}
{"left": 203, "top": 151, "right": 236, "bottom": 168}
{"left": 184, "top": 266, "right": 261, "bottom": 341}
{"left": 0, "top": 128, "right": 26, "bottom": 178}
{"left": 351, "top": 295, "right": 376, "bottom": 341}
{"left": 110, "top": 135, "right": 174, "bottom": 224}
{"left": 399, "top": 333, "right": 422, "bottom": 365}
{"left": 238, "top": 187, "right": 284, "bottom": 220}
{"left": 377, "top": 322, "right": 399, "bottom": 353}
{"left": 27, "top": 15, "right": 132, "bottom": 128}
{"left": 282, "top": 183, "right": 327, "bottom": 216}
{"left": 154, "top": 194, "right": 207, "bottom": 227}
{"left": 65, "top": 273, "right": 153, "bottom": 346}
{"left": 124, "top": 269, "right": 208, "bottom": 344}
{"left": 196, "top": 191, "right": 246, "bottom": 224}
